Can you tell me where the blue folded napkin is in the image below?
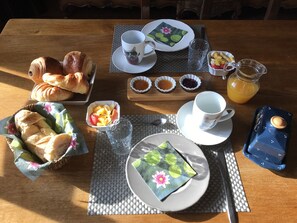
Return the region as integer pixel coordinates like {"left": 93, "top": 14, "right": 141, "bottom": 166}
{"left": 132, "top": 141, "right": 197, "bottom": 201}
{"left": 147, "top": 22, "right": 188, "bottom": 47}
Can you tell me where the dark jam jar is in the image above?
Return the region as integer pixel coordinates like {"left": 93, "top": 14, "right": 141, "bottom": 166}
{"left": 182, "top": 78, "right": 198, "bottom": 88}
{"left": 179, "top": 74, "right": 201, "bottom": 91}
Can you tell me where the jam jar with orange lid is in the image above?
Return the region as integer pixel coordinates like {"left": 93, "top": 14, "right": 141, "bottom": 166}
{"left": 224, "top": 59, "right": 267, "bottom": 104}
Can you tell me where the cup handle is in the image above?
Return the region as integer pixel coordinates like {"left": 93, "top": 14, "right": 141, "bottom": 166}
{"left": 223, "top": 61, "right": 236, "bottom": 72}
{"left": 218, "top": 107, "right": 235, "bottom": 122}
{"left": 144, "top": 40, "right": 156, "bottom": 56}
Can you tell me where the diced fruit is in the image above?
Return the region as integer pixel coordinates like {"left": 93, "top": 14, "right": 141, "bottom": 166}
{"left": 89, "top": 104, "right": 119, "bottom": 127}
{"left": 90, "top": 114, "right": 99, "bottom": 126}
{"left": 211, "top": 64, "right": 222, "bottom": 69}
{"left": 110, "top": 108, "right": 119, "bottom": 122}
{"left": 210, "top": 51, "right": 234, "bottom": 69}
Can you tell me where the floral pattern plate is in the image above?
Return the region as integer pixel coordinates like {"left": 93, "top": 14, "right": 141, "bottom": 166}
{"left": 141, "top": 19, "right": 195, "bottom": 52}
{"left": 125, "top": 133, "right": 210, "bottom": 212}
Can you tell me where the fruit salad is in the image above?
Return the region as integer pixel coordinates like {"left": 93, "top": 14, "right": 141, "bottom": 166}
{"left": 89, "top": 104, "right": 118, "bottom": 126}
{"left": 210, "top": 51, "right": 235, "bottom": 69}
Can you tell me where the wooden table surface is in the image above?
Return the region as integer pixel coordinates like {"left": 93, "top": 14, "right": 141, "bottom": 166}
{"left": 0, "top": 19, "right": 296, "bottom": 223}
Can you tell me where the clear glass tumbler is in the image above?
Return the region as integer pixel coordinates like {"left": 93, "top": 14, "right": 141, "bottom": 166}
{"left": 106, "top": 118, "right": 133, "bottom": 155}
{"left": 188, "top": 38, "right": 209, "bottom": 71}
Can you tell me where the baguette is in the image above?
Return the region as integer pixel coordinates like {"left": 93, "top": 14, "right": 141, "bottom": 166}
{"left": 14, "top": 110, "right": 71, "bottom": 162}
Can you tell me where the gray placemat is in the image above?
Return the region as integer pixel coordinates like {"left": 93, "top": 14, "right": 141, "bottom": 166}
{"left": 109, "top": 24, "right": 210, "bottom": 73}
{"left": 88, "top": 114, "right": 250, "bottom": 215}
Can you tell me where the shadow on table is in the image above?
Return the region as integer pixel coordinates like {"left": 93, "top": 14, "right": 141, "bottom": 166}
{"left": 0, "top": 158, "right": 113, "bottom": 223}
{"left": 0, "top": 71, "right": 33, "bottom": 91}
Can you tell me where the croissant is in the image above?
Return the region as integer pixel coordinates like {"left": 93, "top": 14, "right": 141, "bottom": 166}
{"left": 42, "top": 72, "right": 90, "bottom": 94}
{"left": 28, "top": 57, "right": 63, "bottom": 84}
{"left": 14, "top": 110, "right": 71, "bottom": 162}
{"left": 31, "top": 82, "right": 74, "bottom": 102}
{"left": 63, "top": 51, "right": 93, "bottom": 79}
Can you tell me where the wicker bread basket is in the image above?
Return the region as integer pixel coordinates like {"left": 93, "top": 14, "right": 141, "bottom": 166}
{"left": 0, "top": 102, "right": 88, "bottom": 180}
{"left": 6, "top": 103, "right": 69, "bottom": 170}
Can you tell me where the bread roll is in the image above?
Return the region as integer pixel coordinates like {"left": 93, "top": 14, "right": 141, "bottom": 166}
{"left": 28, "top": 57, "right": 63, "bottom": 84}
{"left": 63, "top": 51, "right": 93, "bottom": 79}
{"left": 31, "top": 82, "right": 74, "bottom": 102}
{"left": 14, "top": 110, "right": 71, "bottom": 162}
{"left": 42, "top": 72, "right": 89, "bottom": 94}
{"left": 44, "top": 134, "right": 72, "bottom": 162}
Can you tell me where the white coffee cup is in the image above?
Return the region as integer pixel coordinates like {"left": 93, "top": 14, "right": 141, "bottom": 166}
{"left": 192, "top": 91, "right": 235, "bottom": 130}
{"left": 121, "top": 30, "right": 155, "bottom": 65}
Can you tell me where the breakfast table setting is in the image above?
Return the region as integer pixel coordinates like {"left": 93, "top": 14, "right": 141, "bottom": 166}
{"left": 0, "top": 18, "right": 297, "bottom": 223}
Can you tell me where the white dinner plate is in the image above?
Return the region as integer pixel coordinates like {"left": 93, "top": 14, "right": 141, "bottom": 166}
{"left": 112, "top": 46, "right": 157, "bottom": 74}
{"left": 176, "top": 101, "right": 233, "bottom": 146}
{"left": 141, "top": 19, "right": 195, "bottom": 52}
{"left": 126, "top": 133, "right": 210, "bottom": 212}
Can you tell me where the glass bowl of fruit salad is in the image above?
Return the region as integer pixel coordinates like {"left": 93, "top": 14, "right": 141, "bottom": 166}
{"left": 207, "top": 51, "right": 235, "bottom": 79}
{"left": 86, "top": 100, "right": 120, "bottom": 131}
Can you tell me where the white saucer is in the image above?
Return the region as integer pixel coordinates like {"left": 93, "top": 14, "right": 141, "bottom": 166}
{"left": 112, "top": 46, "right": 157, "bottom": 74}
{"left": 176, "top": 101, "right": 233, "bottom": 146}
{"left": 126, "top": 133, "right": 210, "bottom": 212}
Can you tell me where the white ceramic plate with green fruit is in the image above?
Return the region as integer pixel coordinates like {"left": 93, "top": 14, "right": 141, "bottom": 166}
{"left": 142, "top": 19, "right": 195, "bottom": 52}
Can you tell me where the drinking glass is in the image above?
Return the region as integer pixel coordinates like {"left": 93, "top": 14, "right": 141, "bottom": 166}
{"left": 188, "top": 38, "right": 209, "bottom": 71}
{"left": 106, "top": 118, "right": 133, "bottom": 155}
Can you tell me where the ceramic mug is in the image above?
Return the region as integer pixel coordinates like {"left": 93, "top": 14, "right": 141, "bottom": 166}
{"left": 192, "top": 91, "right": 235, "bottom": 130}
{"left": 121, "top": 30, "right": 155, "bottom": 65}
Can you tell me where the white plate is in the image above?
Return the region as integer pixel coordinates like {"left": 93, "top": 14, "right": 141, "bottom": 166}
{"left": 141, "top": 19, "right": 195, "bottom": 52}
{"left": 126, "top": 133, "right": 210, "bottom": 212}
{"left": 112, "top": 46, "right": 157, "bottom": 74}
{"left": 30, "top": 64, "right": 97, "bottom": 105}
{"left": 176, "top": 101, "right": 233, "bottom": 145}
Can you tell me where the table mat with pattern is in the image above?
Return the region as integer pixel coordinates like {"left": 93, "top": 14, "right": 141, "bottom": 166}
{"left": 88, "top": 114, "right": 250, "bottom": 215}
{"left": 109, "top": 24, "right": 210, "bottom": 73}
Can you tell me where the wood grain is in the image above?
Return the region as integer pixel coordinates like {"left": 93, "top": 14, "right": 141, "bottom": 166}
{"left": 0, "top": 19, "right": 297, "bottom": 223}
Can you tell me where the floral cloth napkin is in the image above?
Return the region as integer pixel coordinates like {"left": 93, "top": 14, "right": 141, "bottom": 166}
{"left": 132, "top": 141, "right": 197, "bottom": 201}
{"left": 147, "top": 22, "right": 188, "bottom": 47}
{"left": 0, "top": 102, "right": 88, "bottom": 180}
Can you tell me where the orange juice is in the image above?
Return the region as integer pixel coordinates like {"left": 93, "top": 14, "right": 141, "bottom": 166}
{"left": 226, "top": 59, "right": 266, "bottom": 104}
{"left": 227, "top": 74, "right": 259, "bottom": 104}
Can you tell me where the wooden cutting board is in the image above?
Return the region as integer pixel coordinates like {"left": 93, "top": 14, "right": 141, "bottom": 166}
{"left": 127, "top": 76, "right": 205, "bottom": 101}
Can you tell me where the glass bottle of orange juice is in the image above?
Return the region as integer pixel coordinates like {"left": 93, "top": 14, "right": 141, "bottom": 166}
{"left": 226, "top": 59, "right": 267, "bottom": 104}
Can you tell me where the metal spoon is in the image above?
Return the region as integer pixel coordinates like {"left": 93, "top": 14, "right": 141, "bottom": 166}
{"left": 150, "top": 118, "right": 167, "bottom": 126}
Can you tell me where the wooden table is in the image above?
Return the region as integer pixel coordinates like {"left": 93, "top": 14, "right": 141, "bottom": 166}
{"left": 0, "top": 19, "right": 297, "bottom": 223}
